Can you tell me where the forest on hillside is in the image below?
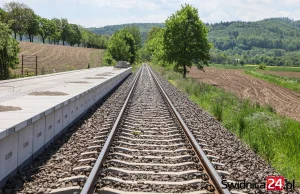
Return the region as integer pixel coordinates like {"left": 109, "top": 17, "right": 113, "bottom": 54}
{"left": 87, "top": 23, "right": 164, "bottom": 44}
{"left": 88, "top": 18, "right": 300, "bottom": 66}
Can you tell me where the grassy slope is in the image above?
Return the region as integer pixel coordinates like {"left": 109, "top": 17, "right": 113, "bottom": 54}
{"left": 153, "top": 64, "right": 300, "bottom": 186}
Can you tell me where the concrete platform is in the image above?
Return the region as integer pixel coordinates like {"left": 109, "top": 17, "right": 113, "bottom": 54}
{"left": 0, "top": 66, "right": 131, "bottom": 188}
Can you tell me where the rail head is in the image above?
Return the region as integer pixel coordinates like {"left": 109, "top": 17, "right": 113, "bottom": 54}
{"left": 81, "top": 65, "right": 144, "bottom": 194}
{"left": 146, "top": 65, "right": 231, "bottom": 194}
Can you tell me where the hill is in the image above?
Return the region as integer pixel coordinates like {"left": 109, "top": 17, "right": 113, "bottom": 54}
{"left": 88, "top": 18, "right": 300, "bottom": 66}
{"left": 12, "top": 42, "right": 104, "bottom": 76}
{"left": 87, "top": 23, "right": 164, "bottom": 43}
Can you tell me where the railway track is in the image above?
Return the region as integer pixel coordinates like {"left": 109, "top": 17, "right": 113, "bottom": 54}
{"left": 52, "top": 64, "right": 231, "bottom": 194}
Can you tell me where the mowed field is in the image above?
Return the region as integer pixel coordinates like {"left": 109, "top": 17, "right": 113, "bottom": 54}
{"left": 14, "top": 42, "right": 104, "bottom": 75}
{"left": 189, "top": 66, "right": 300, "bottom": 121}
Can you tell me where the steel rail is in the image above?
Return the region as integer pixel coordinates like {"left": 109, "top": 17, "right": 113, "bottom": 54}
{"left": 147, "top": 65, "right": 231, "bottom": 194}
{"left": 81, "top": 65, "right": 144, "bottom": 194}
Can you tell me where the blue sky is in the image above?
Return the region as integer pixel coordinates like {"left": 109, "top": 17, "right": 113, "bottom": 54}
{"left": 1, "top": 0, "right": 300, "bottom": 27}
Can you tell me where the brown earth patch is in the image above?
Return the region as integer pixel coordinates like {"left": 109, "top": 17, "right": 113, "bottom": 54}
{"left": 84, "top": 77, "right": 105, "bottom": 79}
{"left": 67, "top": 81, "right": 91, "bottom": 84}
{"left": 0, "top": 105, "right": 22, "bottom": 112}
{"left": 189, "top": 66, "right": 300, "bottom": 121}
{"left": 29, "top": 91, "right": 68, "bottom": 96}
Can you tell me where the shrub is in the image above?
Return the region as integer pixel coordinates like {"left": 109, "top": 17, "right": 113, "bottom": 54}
{"left": 257, "top": 63, "right": 267, "bottom": 70}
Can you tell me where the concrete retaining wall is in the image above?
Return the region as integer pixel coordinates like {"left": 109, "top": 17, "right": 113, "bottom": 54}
{"left": 0, "top": 67, "right": 131, "bottom": 188}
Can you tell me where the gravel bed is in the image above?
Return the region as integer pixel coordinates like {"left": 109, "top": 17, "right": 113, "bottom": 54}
{"left": 107, "top": 163, "right": 201, "bottom": 172}
{"left": 151, "top": 66, "right": 299, "bottom": 193}
{"left": 100, "top": 66, "right": 213, "bottom": 193}
{"left": 2, "top": 74, "right": 135, "bottom": 194}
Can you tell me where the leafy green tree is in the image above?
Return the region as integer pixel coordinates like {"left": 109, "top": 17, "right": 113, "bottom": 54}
{"left": 125, "top": 26, "right": 142, "bottom": 49}
{"left": 0, "top": 8, "right": 7, "bottom": 22}
{"left": 145, "top": 27, "right": 166, "bottom": 65}
{"left": 26, "top": 12, "right": 38, "bottom": 42}
{"left": 51, "top": 18, "right": 62, "bottom": 44}
{"left": 0, "top": 22, "right": 19, "bottom": 80}
{"left": 38, "top": 17, "right": 55, "bottom": 43}
{"left": 61, "top": 18, "right": 70, "bottom": 45}
{"left": 106, "top": 31, "right": 132, "bottom": 64}
{"left": 67, "top": 24, "right": 82, "bottom": 46}
{"left": 4, "top": 2, "right": 35, "bottom": 40}
{"left": 119, "top": 29, "right": 136, "bottom": 63}
{"left": 164, "top": 4, "right": 211, "bottom": 77}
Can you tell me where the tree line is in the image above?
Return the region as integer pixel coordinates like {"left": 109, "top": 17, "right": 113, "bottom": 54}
{"left": 0, "top": 2, "right": 108, "bottom": 49}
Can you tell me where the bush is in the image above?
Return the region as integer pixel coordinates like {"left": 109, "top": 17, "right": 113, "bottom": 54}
{"left": 257, "top": 63, "right": 267, "bottom": 70}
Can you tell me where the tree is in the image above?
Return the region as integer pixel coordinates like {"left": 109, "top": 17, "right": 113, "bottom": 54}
{"left": 51, "top": 18, "right": 62, "bottom": 44}
{"left": 0, "top": 22, "right": 19, "bottom": 80}
{"left": 145, "top": 27, "right": 166, "bottom": 65}
{"left": 26, "top": 12, "right": 38, "bottom": 42}
{"left": 61, "top": 18, "right": 70, "bottom": 45}
{"left": 164, "top": 4, "right": 211, "bottom": 77}
{"left": 118, "top": 29, "right": 136, "bottom": 64}
{"left": 67, "top": 24, "right": 82, "bottom": 46}
{"left": 4, "top": 2, "right": 35, "bottom": 40}
{"left": 106, "top": 30, "right": 132, "bottom": 64}
{"left": 38, "top": 17, "right": 55, "bottom": 43}
{"left": 0, "top": 8, "right": 7, "bottom": 22}
{"left": 125, "top": 26, "right": 142, "bottom": 49}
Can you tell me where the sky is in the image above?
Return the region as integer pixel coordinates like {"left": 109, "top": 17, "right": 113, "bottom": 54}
{"left": 1, "top": 0, "right": 300, "bottom": 27}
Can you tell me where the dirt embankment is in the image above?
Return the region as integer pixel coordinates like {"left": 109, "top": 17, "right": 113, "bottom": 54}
{"left": 189, "top": 67, "right": 300, "bottom": 122}
{"left": 15, "top": 42, "right": 104, "bottom": 75}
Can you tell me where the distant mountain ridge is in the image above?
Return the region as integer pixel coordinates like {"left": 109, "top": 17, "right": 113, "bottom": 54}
{"left": 87, "top": 18, "right": 300, "bottom": 66}
{"left": 87, "top": 23, "right": 164, "bottom": 43}
{"left": 87, "top": 23, "right": 165, "bottom": 35}
{"left": 87, "top": 18, "right": 300, "bottom": 51}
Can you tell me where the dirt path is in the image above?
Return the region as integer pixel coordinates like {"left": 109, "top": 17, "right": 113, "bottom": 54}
{"left": 189, "top": 67, "right": 300, "bottom": 122}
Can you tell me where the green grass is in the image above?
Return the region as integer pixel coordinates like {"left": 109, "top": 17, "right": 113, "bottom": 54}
{"left": 245, "top": 70, "right": 300, "bottom": 93}
{"left": 211, "top": 64, "right": 300, "bottom": 72}
{"left": 153, "top": 64, "right": 300, "bottom": 186}
{"left": 210, "top": 64, "right": 257, "bottom": 70}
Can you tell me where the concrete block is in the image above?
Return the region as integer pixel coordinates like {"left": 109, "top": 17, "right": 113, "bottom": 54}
{"left": 33, "top": 117, "right": 45, "bottom": 158}
{"left": 69, "top": 98, "right": 76, "bottom": 122}
{"left": 45, "top": 112, "right": 55, "bottom": 145}
{"left": 0, "top": 132, "right": 18, "bottom": 182}
{"left": 62, "top": 102, "right": 70, "bottom": 129}
{"left": 17, "top": 124, "right": 33, "bottom": 168}
{"left": 54, "top": 107, "right": 63, "bottom": 136}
